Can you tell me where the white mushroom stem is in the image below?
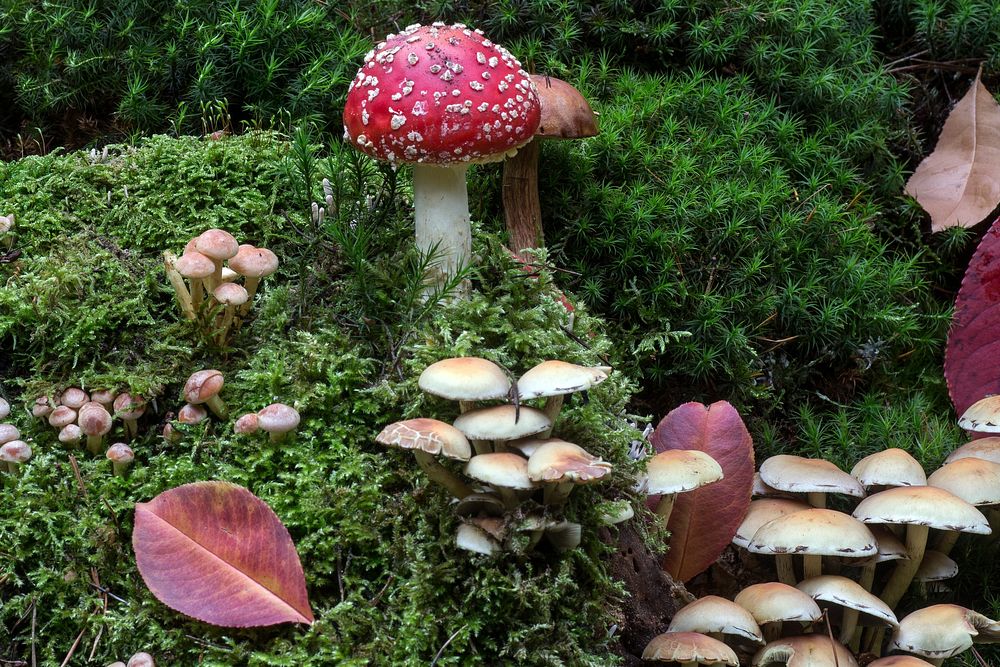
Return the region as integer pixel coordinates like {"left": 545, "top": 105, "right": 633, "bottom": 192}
{"left": 189, "top": 277, "right": 205, "bottom": 312}
{"left": 163, "top": 251, "right": 195, "bottom": 319}
{"left": 543, "top": 481, "right": 575, "bottom": 505}
{"left": 762, "top": 622, "right": 783, "bottom": 642}
{"left": 654, "top": 493, "right": 677, "bottom": 525}
{"left": 240, "top": 276, "right": 262, "bottom": 315}
{"left": 849, "top": 562, "right": 878, "bottom": 649}
{"left": 412, "top": 451, "right": 472, "bottom": 499}
{"left": 412, "top": 164, "right": 471, "bottom": 297}
{"left": 217, "top": 305, "right": 237, "bottom": 344}
{"left": 204, "top": 396, "right": 228, "bottom": 420}
{"left": 112, "top": 458, "right": 132, "bottom": 476}
{"left": 879, "top": 524, "right": 928, "bottom": 609}
{"left": 540, "top": 395, "right": 565, "bottom": 438}
{"left": 86, "top": 434, "right": 104, "bottom": 455}
{"left": 458, "top": 401, "right": 476, "bottom": 414}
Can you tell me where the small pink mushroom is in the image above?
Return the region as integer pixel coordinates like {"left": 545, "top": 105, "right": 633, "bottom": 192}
{"left": 113, "top": 393, "right": 147, "bottom": 440}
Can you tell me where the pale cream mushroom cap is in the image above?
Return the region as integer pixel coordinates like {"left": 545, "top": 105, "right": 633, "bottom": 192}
{"left": 178, "top": 403, "right": 208, "bottom": 425}
{"left": 753, "top": 635, "right": 859, "bottom": 667}
{"left": 667, "top": 595, "right": 764, "bottom": 644}
{"left": 113, "top": 392, "right": 147, "bottom": 420}
{"left": 376, "top": 418, "right": 472, "bottom": 461}
{"left": 796, "top": 575, "right": 897, "bottom": 627}
{"left": 733, "top": 498, "right": 812, "bottom": 549}
{"left": 58, "top": 424, "right": 83, "bottom": 444}
{"left": 256, "top": 403, "right": 300, "bottom": 435}
{"left": 452, "top": 405, "right": 551, "bottom": 441}
{"left": 418, "top": 357, "right": 510, "bottom": 401}
{"left": 869, "top": 524, "right": 910, "bottom": 562}
{"left": 507, "top": 436, "right": 555, "bottom": 458}
{"left": 851, "top": 448, "right": 927, "bottom": 488}
{"left": 516, "top": 360, "right": 609, "bottom": 399}
{"left": 914, "top": 550, "right": 959, "bottom": 582}
{"left": 455, "top": 522, "right": 499, "bottom": 555}
{"left": 945, "top": 437, "right": 1000, "bottom": 465}
{"left": 214, "top": 282, "right": 249, "bottom": 306}
{"left": 78, "top": 402, "right": 113, "bottom": 437}
{"left": 748, "top": 508, "right": 877, "bottom": 558}
{"left": 868, "top": 657, "right": 939, "bottom": 667}
{"left": 526, "top": 440, "right": 611, "bottom": 483}
{"left": 194, "top": 229, "right": 239, "bottom": 261}
{"left": 752, "top": 472, "right": 794, "bottom": 498}
{"left": 599, "top": 500, "right": 635, "bottom": 526}
{"left": 106, "top": 443, "right": 135, "bottom": 465}
{"left": 928, "top": 457, "right": 1000, "bottom": 506}
{"left": 545, "top": 520, "right": 582, "bottom": 551}
{"left": 734, "top": 582, "right": 823, "bottom": 625}
{"left": 958, "top": 395, "right": 1000, "bottom": 432}
{"left": 175, "top": 251, "right": 215, "bottom": 279}
{"left": 464, "top": 452, "right": 534, "bottom": 489}
{"left": 0, "top": 423, "right": 21, "bottom": 445}
{"left": 645, "top": 449, "right": 723, "bottom": 495}
{"left": 642, "top": 631, "right": 739, "bottom": 666}
{"left": 851, "top": 486, "right": 990, "bottom": 534}
{"left": 759, "top": 454, "right": 865, "bottom": 497}
{"left": 891, "top": 604, "right": 1000, "bottom": 658}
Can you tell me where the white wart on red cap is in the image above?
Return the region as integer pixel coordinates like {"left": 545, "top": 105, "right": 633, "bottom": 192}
{"left": 453, "top": 404, "right": 550, "bottom": 441}
{"left": 343, "top": 23, "right": 541, "bottom": 166}
{"left": 516, "top": 360, "right": 608, "bottom": 399}
{"left": 666, "top": 595, "right": 764, "bottom": 644}
{"left": 851, "top": 448, "right": 927, "bottom": 488}
{"left": 959, "top": 395, "right": 1000, "bottom": 432}
{"left": 759, "top": 454, "right": 865, "bottom": 499}
{"left": 525, "top": 440, "right": 611, "bottom": 483}
{"left": 419, "top": 357, "right": 510, "bottom": 401}
{"left": 376, "top": 418, "right": 471, "bottom": 461}
{"left": 642, "top": 632, "right": 739, "bottom": 666}
{"left": 891, "top": 604, "right": 1000, "bottom": 658}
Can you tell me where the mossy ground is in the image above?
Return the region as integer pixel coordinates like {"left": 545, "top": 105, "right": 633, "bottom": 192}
{"left": 0, "top": 134, "right": 650, "bottom": 665}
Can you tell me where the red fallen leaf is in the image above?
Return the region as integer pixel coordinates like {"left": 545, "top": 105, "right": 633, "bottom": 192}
{"left": 133, "top": 481, "right": 314, "bottom": 627}
{"left": 945, "top": 217, "right": 1000, "bottom": 423}
{"left": 648, "top": 401, "right": 754, "bottom": 582}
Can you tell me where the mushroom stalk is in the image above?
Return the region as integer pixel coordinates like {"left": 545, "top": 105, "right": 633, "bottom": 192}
{"left": 502, "top": 139, "right": 543, "bottom": 252}
{"left": 807, "top": 492, "right": 826, "bottom": 509}
{"left": 849, "top": 562, "right": 878, "bottom": 650}
{"left": 204, "top": 396, "right": 228, "bottom": 420}
{"left": 189, "top": 277, "right": 205, "bottom": 312}
{"left": 879, "top": 524, "right": 928, "bottom": 609}
{"left": 775, "top": 555, "right": 796, "bottom": 585}
{"left": 413, "top": 451, "right": 472, "bottom": 499}
{"left": 654, "top": 493, "right": 677, "bottom": 525}
{"left": 413, "top": 164, "right": 471, "bottom": 298}
{"left": 933, "top": 529, "right": 959, "bottom": 556}
{"left": 163, "top": 251, "right": 195, "bottom": 319}
{"left": 86, "top": 435, "right": 104, "bottom": 456}
{"left": 802, "top": 554, "right": 822, "bottom": 580}
{"left": 240, "top": 276, "right": 262, "bottom": 315}
{"left": 539, "top": 394, "right": 564, "bottom": 438}
{"left": 543, "top": 481, "right": 574, "bottom": 506}
{"left": 217, "top": 305, "right": 237, "bottom": 344}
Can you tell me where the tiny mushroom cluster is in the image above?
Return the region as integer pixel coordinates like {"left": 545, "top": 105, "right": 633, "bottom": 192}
{"left": 233, "top": 402, "right": 301, "bottom": 442}
{"left": 29, "top": 386, "right": 144, "bottom": 475}
{"left": 163, "top": 370, "right": 233, "bottom": 442}
{"left": 163, "top": 229, "right": 278, "bottom": 342}
{"left": 106, "top": 651, "right": 156, "bottom": 667}
{"left": 375, "top": 356, "right": 617, "bottom": 555}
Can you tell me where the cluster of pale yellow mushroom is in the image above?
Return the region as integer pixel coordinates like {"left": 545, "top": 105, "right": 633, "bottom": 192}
{"left": 163, "top": 228, "right": 278, "bottom": 343}
{"left": 641, "top": 393, "right": 1000, "bottom": 666}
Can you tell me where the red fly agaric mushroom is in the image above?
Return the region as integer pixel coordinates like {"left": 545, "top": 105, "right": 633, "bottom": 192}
{"left": 175, "top": 251, "right": 215, "bottom": 313}
{"left": 79, "top": 401, "right": 113, "bottom": 454}
{"left": 343, "top": 23, "right": 541, "bottom": 295}
{"left": 213, "top": 282, "right": 248, "bottom": 343}
{"left": 257, "top": 403, "right": 300, "bottom": 442}
{"left": 502, "top": 74, "right": 599, "bottom": 253}
{"left": 113, "top": 392, "right": 146, "bottom": 440}
{"left": 194, "top": 229, "right": 239, "bottom": 289}
{"left": 183, "top": 370, "right": 227, "bottom": 419}
{"left": 106, "top": 442, "right": 134, "bottom": 476}
{"left": 228, "top": 245, "right": 279, "bottom": 315}
{"left": 1, "top": 440, "right": 31, "bottom": 474}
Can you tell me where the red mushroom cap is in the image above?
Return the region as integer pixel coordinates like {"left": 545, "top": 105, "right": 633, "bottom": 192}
{"left": 343, "top": 23, "right": 541, "bottom": 166}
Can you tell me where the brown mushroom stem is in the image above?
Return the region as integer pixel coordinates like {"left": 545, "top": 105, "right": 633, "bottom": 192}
{"left": 412, "top": 163, "right": 471, "bottom": 298}
{"left": 502, "top": 139, "right": 543, "bottom": 252}
{"left": 240, "top": 276, "right": 262, "bottom": 315}
{"left": 988, "top": 508, "right": 1000, "bottom": 545}
{"left": 806, "top": 492, "right": 827, "bottom": 509}
{"left": 849, "top": 562, "right": 878, "bottom": 650}
{"left": 802, "top": 554, "right": 822, "bottom": 580}
{"left": 123, "top": 418, "right": 138, "bottom": 440}
{"left": 86, "top": 434, "right": 104, "bottom": 456}
{"left": 654, "top": 493, "right": 677, "bottom": 525}
{"left": 471, "top": 439, "right": 492, "bottom": 456}
{"left": 458, "top": 401, "right": 476, "bottom": 414}
{"left": 204, "top": 395, "right": 228, "bottom": 420}
{"left": 776, "top": 555, "right": 796, "bottom": 586}
{"left": 763, "top": 622, "right": 783, "bottom": 642}
{"left": 932, "top": 529, "right": 959, "bottom": 556}
{"left": 497, "top": 487, "right": 519, "bottom": 509}
{"left": 540, "top": 394, "right": 564, "bottom": 438}
{"left": 879, "top": 524, "right": 928, "bottom": 609}
{"left": 163, "top": 251, "right": 195, "bottom": 320}
{"left": 413, "top": 451, "right": 472, "bottom": 499}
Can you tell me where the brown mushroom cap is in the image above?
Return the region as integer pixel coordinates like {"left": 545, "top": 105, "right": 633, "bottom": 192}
{"left": 851, "top": 448, "right": 927, "bottom": 488}
{"left": 106, "top": 442, "right": 135, "bottom": 465}
{"left": 945, "top": 437, "right": 1000, "bottom": 465}
{"left": 643, "top": 632, "right": 739, "bottom": 665}
{"left": 464, "top": 452, "right": 534, "bottom": 489}
{"left": 0, "top": 440, "right": 32, "bottom": 464}
{"left": 126, "top": 652, "right": 156, "bottom": 667}
{"left": 851, "top": 486, "right": 990, "bottom": 534}
{"left": 914, "top": 550, "right": 959, "bottom": 582}
{"left": 228, "top": 246, "right": 279, "bottom": 278}
{"left": 891, "top": 604, "right": 1000, "bottom": 658}
{"left": 48, "top": 405, "right": 77, "bottom": 428}
{"left": 234, "top": 413, "right": 260, "bottom": 434}
{"left": 175, "top": 251, "right": 215, "bottom": 279}
{"left": 452, "top": 405, "right": 551, "bottom": 441}
{"left": 183, "top": 370, "right": 224, "bottom": 405}
{"left": 178, "top": 403, "right": 208, "bottom": 425}
{"left": 753, "top": 635, "right": 859, "bottom": 667}
{"left": 376, "top": 418, "right": 472, "bottom": 461}
{"left": 59, "top": 387, "right": 89, "bottom": 409}
{"left": 525, "top": 440, "right": 611, "bottom": 483}
{"left": 256, "top": 403, "right": 300, "bottom": 435}
{"left": 31, "top": 396, "right": 53, "bottom": 418}
{"left": 734, "top": 582, "right": 823, "bottom": 625}
{"left": 646, "top": 449, "right": 724, "bottom": 495}
{"left": 759, "top": 454, "right": 865, "bottom": 498}
{"left": 58, "top": 424, "right": 83, "bottom": 444}
{"left": 516, "top": 360, "right": 609, "bottom": 399}
{"left": 748, "top": 508, "right": 878, "bottom": 559}
{"left": 507, "top": 436, "right": 552, "bottom": 458}
{"left": 928, "top": 457, "right": 1000, "bottom": 506}
{"left": 418, "top": 357, "right": 511, "bottom": 401}
{"left": 214, "top": 282, "right": 248, "bottom": 306}
{"left": 733, "top": 498, "right": 813, "bottom": 549}
{"left": 194, "top": 229, "right": 239, "bottom": 261}
{"left": 869, "top": 524, "right": 910, "bottom": 562}
{"left": 78, "top": 402, "right": 113, "bottom": 437}
{"left": 90, "top": 389, "right": 115, "bottom": 408}
{"left": 530, "top": 75, "right": 599, "bottom": 139}
{"left": 0, "top": 423, "right": 21, "bottom": 445}
{"left": 667, "top": 595, "right": 764, "bottom": 644}
{"left": 796, "top": 575, "right": 898, "bottom": 628}
{"left": 868, "top": 657, "right": 939, "bottom": 667}
{"left": 113, "top": 392, "right": 147, "bottom": 420}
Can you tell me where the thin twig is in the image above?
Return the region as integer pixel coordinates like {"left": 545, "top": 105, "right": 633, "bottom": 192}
{"left": 68, "top": 455, "right": 87, "bottom": 498}
{"left": 430, "top": 624, "right": 468, "bottom": 667}
{"left": 88, "top": 582, "right": 128, "bottom": 605}
{"left": 824, "top": 610, "right": 840, "bottom": 667}
{"left": 59, "top": 624, "right": 88, "bottom": 667}
{"left": 369, "top": 575, "right": 395, "bottom": 607}
{"left": 30, "top": 601, "right": 36, "bottom": 667}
